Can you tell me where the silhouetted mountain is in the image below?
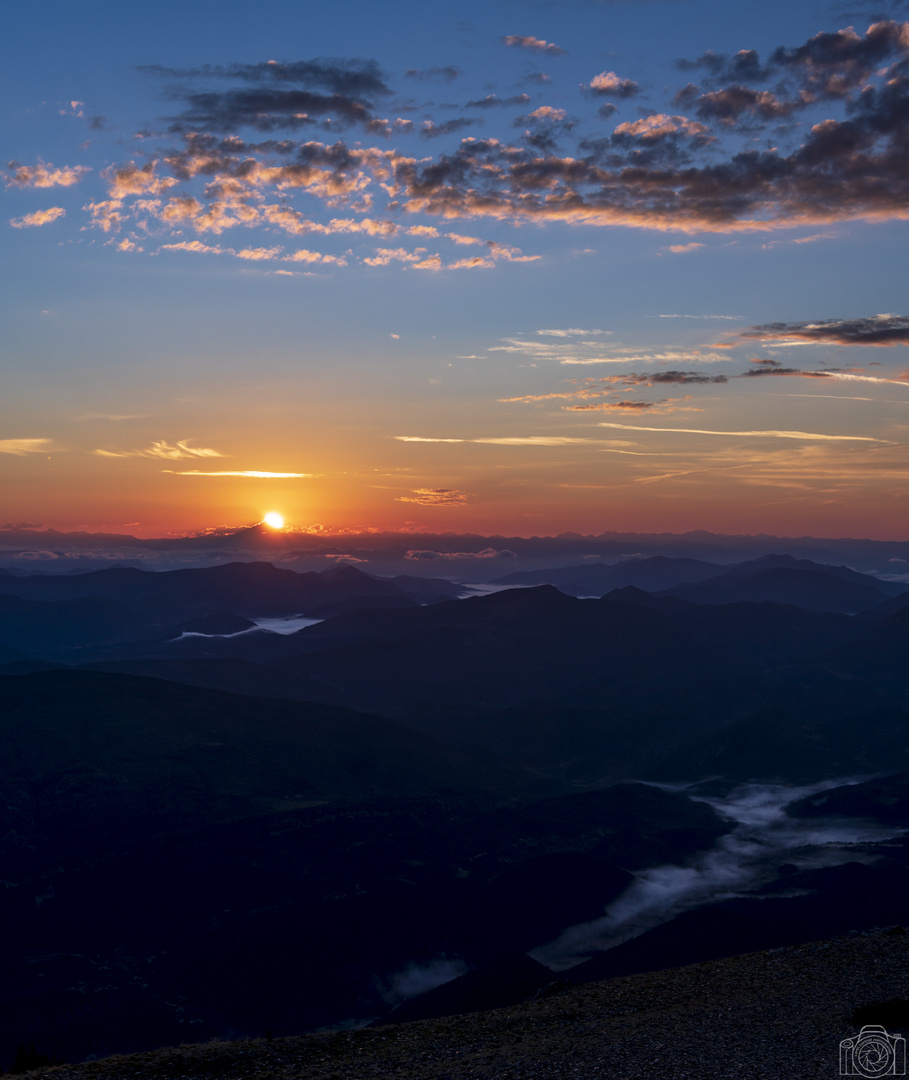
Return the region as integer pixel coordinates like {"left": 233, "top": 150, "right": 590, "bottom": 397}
{"left": 827, "top": 602, "right": 909, "bottom": 682}
{"left": 6, "top": 545, "right": 909, "bottom": 1065}
{"left": 647, "top": 706, "right": 909, "bottom": 783}
{"left": 0, "top": 561, "right": 413, "bottom": 620}
{"left": 0, "top": 669, "right": 541, "bottom": 871}
{"left": 718, "top": 553, "right": 907, "bottom": 594}
{"left": 659, "top": 565, "right": 899, "bottom": 613}
{"left": 789, "top": 773, "right": 909, "bottom": 826}
{"left": 0, "top": 675, "right": 734, "bottom": 1064}
{"left": 492, "top": 555, "right": 723, "bottom": 596}
{"left": 0, "top": 594, "right": 161, "bottom": 652}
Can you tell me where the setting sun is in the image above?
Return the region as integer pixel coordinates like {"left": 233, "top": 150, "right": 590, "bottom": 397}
{"left": 263, "top": 512, "right": 284, "bottom": 529}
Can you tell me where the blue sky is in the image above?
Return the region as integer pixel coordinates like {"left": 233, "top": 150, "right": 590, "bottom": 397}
{"left": 3, "top": 0, "right": 909, "bottom": 538}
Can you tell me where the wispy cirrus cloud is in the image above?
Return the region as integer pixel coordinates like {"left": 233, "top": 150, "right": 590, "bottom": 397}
{"left": 595, "top": 421, "right": 889, "bottom": 441}
{"left": 561, "top": 351, "right": 729, "bottom": 364}
{"left": 537, "top": 328, "right": 609, "bottom": 337}
{"left": 395, "top": 488, "right": 472, "bottom": 505}
{"left": 94, "top": 440, "right": 224, "bottom": 459}
{"left": 394, "top": 434, "right": 636, "bottom": 447}
{"left": 162, "top": 470, "right": 312, "bottom": 478}
{"left": 0, "top": 438, "right": 56, "bottom": 454}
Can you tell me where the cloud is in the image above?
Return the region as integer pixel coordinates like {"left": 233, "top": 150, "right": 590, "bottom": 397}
{"left": 36, "top": 21, "right": 909, "bottom": 249}
{"left": 165, "top": 88, "right": 379, "bottom": 133}
{"left": 394, "top": 436, "right": 466, "bottom": 443}
{"left": 160, "top": 240, "right": 224, "bottom": 255}
{"left": 503, "top": 35, "right": 566, "bottom": 55}
{"left": 395, "top": 488, "right": 472, "bottom": 505}
{"left": 562, "top": 351, "right": 729, "bottom": 364}
{"left": 737, "top": 314, "right": 909, "bottom": 346}
{"left": 94, "top": 440, "right": 224, "bottom": 459}
{"left": 584, "top": 71, "right": 639, "bottom": 98}
{"left": 612, "top": 114, "right": 710, "bottom": 141}
{"left": 467, "top": 94, "right": 532, "bottom": 109}
{"left": 501, "top": 371, "right": 728, "bottom": 406}
{"left": 405, "top": 66, "right": 461, "bottom": 82}
{"left": 736, "top": 358, "right": 909, "bottom": 386}
{"left": 106, "top": 162, "right": 178, "bottom": 198}
{"left": 524, "top": 107, "right": 567, "bottom": 125}
{"left": 771, "top": 20, "right": 909, "bottom": 98}
{"left": 566, "top": 399, "right": 666, "bottom": 411}
{"left": 595, "top": 422, "right": 889, "bottom": 441}
{"left": 163, "top": 470, "right": 311, "bottom": 478}
{"left": 6, "top": 161, "right": 90, "bottom": 188}
{"left": 420, "top": 118, "right": 481, "bottom": 139}
{"left": 676, "top": 48, "right": 772, "bottom": 83}
{"left": 405, "top": 547, "right": 516, "bottom": 560}
{"left": 9, "top": 207, "right": 66, "bottom": 228}
{"left": 235, "top": 246, "right": 282, "bottom": 260}
{"left": 142, "top": 59, "right": 389, "bottom": 96}
{"left": 393, "top": 435, "right": 621, "bottom": 447}
{"left": 285, "top": 248, "right": 348, "bottom": 265}
{"left": 537, "top": 328, "right": 608, "bottom": 337}
{"left": 0, "top": 438, "right": 54, "bottom": 454}
{"left": 692, "top": 86, "right": 797, "bottom": 125}
{"left": 668, "top": 242, "right": 705, "bottom": 253}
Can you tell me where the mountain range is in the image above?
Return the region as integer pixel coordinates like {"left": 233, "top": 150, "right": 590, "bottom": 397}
{"left": 2, "top": 549, "right": 909, "bottom": 1067}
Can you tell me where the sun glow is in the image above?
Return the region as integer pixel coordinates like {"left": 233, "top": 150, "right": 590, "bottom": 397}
{"left": 263, "top": 512, "right": 285, "bottom": 529}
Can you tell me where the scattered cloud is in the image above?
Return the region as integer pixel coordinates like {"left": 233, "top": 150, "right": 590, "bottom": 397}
{"left": 140, "top": 59, "right": 389, "bottom": 97}
{"left": 405, "top": 66, "right": 461, "bottom": 82}
{"left": 10, "top": 207, "right": 65, "bottom": 228}
{"left": 420, "top": 118, "right": 481, "bottom": 139}
{"left": 160, "top": 240, "right": 224, "bottom": 255}
{"left": 668, "top": 242, "right": 705, "bottom": 253}
{"left": 467, "top": 94, "right": 532, "bottom": 109}
{"left": 6, "top": 161, "right": 90, "bottom": 188}
{"left": 584, "top": 71, "right": 639, "bottom": 98}
{"left": 503, "top": 35, "right": 566, "bottom": 55}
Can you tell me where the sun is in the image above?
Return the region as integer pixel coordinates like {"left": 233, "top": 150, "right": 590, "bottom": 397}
{"left": 263, "top": 512, "right": 285, "bottom": 529}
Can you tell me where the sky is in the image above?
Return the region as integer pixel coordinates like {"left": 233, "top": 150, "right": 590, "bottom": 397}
{"left": 3, "top": 0, "right": 909, "bottom": 540}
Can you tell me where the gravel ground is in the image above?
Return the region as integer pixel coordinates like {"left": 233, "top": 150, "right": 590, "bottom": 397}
{"left": 26, "top": 928, "right": 909, "bottom": 1080}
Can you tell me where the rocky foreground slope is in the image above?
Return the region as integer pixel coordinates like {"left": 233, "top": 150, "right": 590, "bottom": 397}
{"left": 26, "top": 927, "right": 909, "bottom": 1080}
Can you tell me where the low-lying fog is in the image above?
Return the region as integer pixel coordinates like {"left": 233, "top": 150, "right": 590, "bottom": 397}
{"left": 531, "top": 778, "right": 904, "bottom": 971}
{"left": 175, "top": 614, "right": 323, "bottom": 639}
